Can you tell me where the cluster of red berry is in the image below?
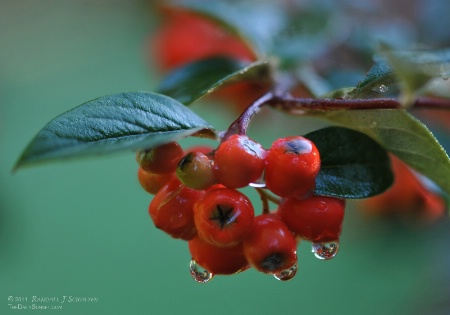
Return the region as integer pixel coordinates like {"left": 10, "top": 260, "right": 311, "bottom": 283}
{"left": 136, "top": 134, "right": 345, "bottom": 283}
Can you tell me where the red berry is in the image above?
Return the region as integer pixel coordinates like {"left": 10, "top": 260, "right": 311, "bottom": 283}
{"left": 188, "top": 236, "right": 249, "bottom": 275}
{"left": 265, "top": 136, "right": 320, "bottom": 198}
{"left": 360, "top": 155, "right": 445, "bottom": 223}
{"left": 137, "top": 167, "right": 173, "bottom": 194}
{"left": 150, "top": 10, "right": 255, "bottom": 72}
{"left": 176, "top": 151, "right": 216, "bottom": 190}
{"left": 149, "top": 177, "right": 205, "bottom": 240}
{"left": 243, "top": 214, "right": 297, "bottom": 274}
{"left": 194, "top": 188, "right": 254, "bottom": 247}
{"left": 278, "top": 195, "right": 345, "bottom": 243}
{"left": 136, "top": 142, "right": 184, "bottom": 174}
{"left": 213, "top": 134, "right": 266, "bottom": 188}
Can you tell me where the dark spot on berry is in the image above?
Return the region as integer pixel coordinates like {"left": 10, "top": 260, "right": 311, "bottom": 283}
{"left": 284, "top": 139, "right": 312, "bottom": 155}
{"left": 209, "top": 204, "right": 236, "bottom": 230}
{"left": 178, "top": 152, "right": 194, "bottom": 172}
{"left": 260, "top": 253, "right": 284, "bottom": 272}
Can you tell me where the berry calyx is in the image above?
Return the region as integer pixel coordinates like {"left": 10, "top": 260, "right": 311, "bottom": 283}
{"left": 194, "top": 187, "right": 254, "bottom": 247}
{"left": 188, "top": 236, "right": 249, "bottom": 275}
{"left": 278, "top": 195, "right": 345, "bottom": 243}
{"left": 265, "top": 136, "right": 320, "bottom": 198}
{"left": 243, "top": 214, "right": 297, "bottom": 274}
{"left": 137, "top": 167, "right": 173, "bottom": 195}
{"left": 213, "top": 134, "right": 266, "bottom": 188}
{"left": 149, "top": 177, "right": 205, "bottom": 240}
{"left": 176, "top": 151, "right": 216, "bottom": 190}
{"left": 136, "top": 142, "right": 184, "bottom": 174}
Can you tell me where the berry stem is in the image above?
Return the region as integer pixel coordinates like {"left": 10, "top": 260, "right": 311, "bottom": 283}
{"left": 255, "top": 188, "right": 282, "bottom": 215}
{"left": 220, "top": 91, "right": 275, "bottom": 141}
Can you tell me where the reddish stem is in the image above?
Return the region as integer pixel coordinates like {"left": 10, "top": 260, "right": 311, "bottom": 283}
{"left": 222, "top": 93, "right": 450, "bottom": 140}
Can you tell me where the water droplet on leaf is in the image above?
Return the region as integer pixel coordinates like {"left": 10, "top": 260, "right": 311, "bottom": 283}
{"left": 311, "top": 241, "right": 339, "bottom": 260}
{"left": 369, "top": 121, "right": 377, "bottom": 128}
{"left": 190, "top": 260, "right": 214, "bottom": 283}
{"left": 377, "top": 85, "right": 388, "bottom": 93}
{"left": 273, "top": 262, "right": 298, "bottom": 281}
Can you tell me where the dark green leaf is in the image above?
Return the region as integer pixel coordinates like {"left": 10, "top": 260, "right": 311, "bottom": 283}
{"left": 15, "top": 92, "right": 216, "bottom": 169}
{"left": 305, "top": 127, "right": 393, "bottom": 199}
{"left": 158, "top": 57, "right": 272, "bottom": 105}
{"left": 315, "top": 109, "right": 450, "bottom": 195}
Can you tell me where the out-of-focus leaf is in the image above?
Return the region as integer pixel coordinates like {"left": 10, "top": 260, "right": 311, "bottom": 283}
{"left": 158, "top": 57, "right": 272, "bottom": 105}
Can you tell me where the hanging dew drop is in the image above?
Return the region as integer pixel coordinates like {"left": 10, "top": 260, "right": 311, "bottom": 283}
{"left": 273, "top": 262, "right": 298, "bottom": 281}
{"left": 249, "top": 181, "right": 266, "bottom": 188}
{"left": 249, "top": 173, "right": 266, "bottom": 188}
{"left": 311, "top": 241, "right": 339, "bottom": 260}
{"left": 190, "top": 260, "right": 214, "bottom": 283}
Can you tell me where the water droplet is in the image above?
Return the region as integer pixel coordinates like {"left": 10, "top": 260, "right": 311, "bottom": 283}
{"left": 377, "top": 85, "right": 388, "bottom": 93}
{"left": 273, "top": 262, "right": 298, "bottom": 281}
{"left": 369, "top": 121, "right": 377, "bottom": 128}
{"left": 190, "top": 260, "right": 214, "bottom": 283}
{"left": 249, "top": 173, "right": 266, "bottom": 188}
{"left": 311, "top": 241, "right": 339, "bottom": 260}
{"left": 317, "top": 201, "right": 328, "bottom": 210}
{"left": 249, "top": 181, "right": 266, "bottom": 188}
{"left": 439, "top": 64, "right": 449, "bottom": 80}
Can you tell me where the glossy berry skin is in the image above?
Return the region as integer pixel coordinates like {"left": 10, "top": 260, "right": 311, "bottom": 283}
{"left": 176, "top": 152, "right": 216, "bottom": 190}
{"left": 265, "top": 136, "right": 320, "bottom": 198}
{"left": 149, "top": 177, "right": 205, "bottom": 240}
{"left": 278, "top": 195, "right": 345, "bottom": 243}
{"left": 137, "top": 167, "right": 173, "bottom": 195}
{"left": 136, "top": 142, "right": 184, "bottom": 175}
{"left": 150, "top": 10, "right": 255, "bottom": 72}
{"left": 188, "top": 236, "right": 249, "bottom": 275}
{"left": 213, "top": 134, "right": 266, "bottom": 188}
{"left": 243, "top": 214, "right": 297, "bottom": 274}
{"left": 194, "top": 188, "right": 254, "bottom": 247}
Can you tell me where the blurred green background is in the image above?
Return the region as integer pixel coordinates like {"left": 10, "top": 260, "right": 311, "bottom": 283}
{"left": 1, "top": 1, "right": 449, "bottom": 314}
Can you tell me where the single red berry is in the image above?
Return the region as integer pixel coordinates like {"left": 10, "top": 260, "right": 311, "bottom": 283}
{"left": 243, "top": 214, "right": 297, "bottom": 274}
{"left": 188, "top": 236, "right": 249, "bottom": 275}
{"left": 150, "top": 9, "right": 255, "bottom": 72}
{"left": 137, "top": 167, "right": 173, "bottom": 194}
{"left": 265, "top": 136, "right": 320, "bottom": 198}
{"left": 278, "top": 195, "right": 345, "bottom": 243}
{"left": 149, "top": 177, "right": 205, "bottom": 240}
{"left": 213, "top": 134, "right": 266, "bottom": 188}
{"left": 176, "top": 151, "right": 216, "bottom": 190}
{"left": 360, "top": 155, "right": 445, "bottom": 223}
{"left": 136, "top": 142, "right": 184, "bottom": 174}
{"left": 194, "top": 188, "right": 254, "bottom": 247}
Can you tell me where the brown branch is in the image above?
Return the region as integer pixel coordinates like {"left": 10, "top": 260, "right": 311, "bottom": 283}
{"left": 222, "top": 94, "right": 450, "bottom": 139}
{"left": 270, "top": 96, "right": 450, "bottom": 112}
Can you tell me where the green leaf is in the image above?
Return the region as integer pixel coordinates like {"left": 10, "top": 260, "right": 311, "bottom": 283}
{"left": 158, "top": 57, "right": 272, "bottom": 105}
{"left": 167, "top": 0, "right": 286, "bottom": 56}
{"left": 346, "top": 58, "right": 396, "bottom": 99}
{"left": 305, "top": 127, "right": 393, "bottom": 199}
{"left": 314, "top": 109, "right": 450, "bottom": 195}
{"left": 348, "top": 48, "right": 450, "bottom": 102}
{"left": 15, "top": 92, "right": 216, "bottom": 169}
